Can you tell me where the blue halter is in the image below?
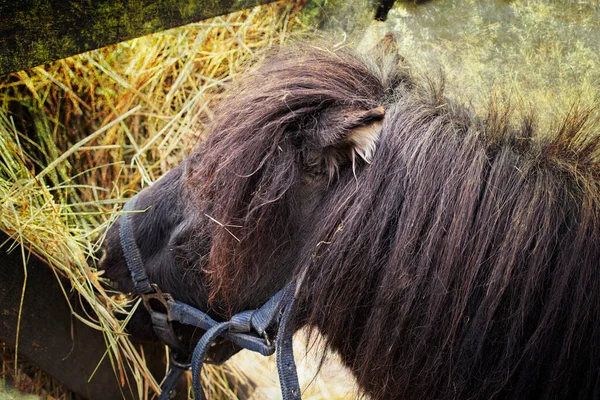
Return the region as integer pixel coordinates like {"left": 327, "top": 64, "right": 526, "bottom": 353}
{"left": 119, "top": 194, "right": 301, "bottom": 400}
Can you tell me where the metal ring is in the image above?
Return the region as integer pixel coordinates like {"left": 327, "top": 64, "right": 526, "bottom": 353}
{"left": 170, "top": 352, "right": 191, "bottom": 369}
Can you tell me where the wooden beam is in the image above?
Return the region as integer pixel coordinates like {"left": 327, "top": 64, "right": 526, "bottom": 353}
{"left": 0, "top": 0, "right": 277, "bottom": 76}
{"left": 0, "top": 231, "right": 180, "bottom": 399}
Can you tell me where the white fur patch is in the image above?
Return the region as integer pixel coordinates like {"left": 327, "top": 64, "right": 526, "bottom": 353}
{"left": 348, "top": 120, "right": 383, "bottom": 164}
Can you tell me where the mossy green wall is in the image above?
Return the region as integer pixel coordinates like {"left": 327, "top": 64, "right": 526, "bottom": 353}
{"left": 299, "top": 0, "right": 599, "bottom": 123}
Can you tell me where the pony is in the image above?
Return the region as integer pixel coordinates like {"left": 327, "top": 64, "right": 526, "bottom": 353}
{"left": 100, "top": 44, "right": 600, "bottom": 399}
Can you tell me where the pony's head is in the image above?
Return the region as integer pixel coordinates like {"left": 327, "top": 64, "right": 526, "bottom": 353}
{"left": 99, "top": 45, "right": 407, "bottom": 327}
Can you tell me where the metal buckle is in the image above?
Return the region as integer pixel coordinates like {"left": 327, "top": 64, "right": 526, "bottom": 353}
{"left": 142, "top": 283, "right": 174, "bottom": 321}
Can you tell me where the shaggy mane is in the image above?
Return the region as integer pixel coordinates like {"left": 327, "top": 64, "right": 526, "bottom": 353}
{"left": 297, "top": 70, "right": 600, "bottom": 399}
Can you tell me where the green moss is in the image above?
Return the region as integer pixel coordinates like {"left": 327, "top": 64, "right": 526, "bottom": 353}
{"left": 299, "top": 0, "right": 373, "bottom": 36}
{"left": 384, "top": 0, "right": 599, "bottom": 121}
{"left": 0, "top": 381, "right": 39, "bottom": 399}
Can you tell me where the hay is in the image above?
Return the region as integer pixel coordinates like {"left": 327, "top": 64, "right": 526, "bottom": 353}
{"left": 0, "top": 1, "right": 313, "bottom": 398}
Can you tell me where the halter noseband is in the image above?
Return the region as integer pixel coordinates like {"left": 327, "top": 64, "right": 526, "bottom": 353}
{"left": 119, "top": 194, "right": 301, "bottom": 400}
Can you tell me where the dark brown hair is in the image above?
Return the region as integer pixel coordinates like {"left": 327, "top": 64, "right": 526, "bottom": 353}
{"left": 297, "top": 71, "right": 600, "bottom": 398}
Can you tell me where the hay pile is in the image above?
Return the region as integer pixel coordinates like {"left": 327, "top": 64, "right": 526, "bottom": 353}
{"left": 0, "top": 1, "right": 358, "bottom": 398}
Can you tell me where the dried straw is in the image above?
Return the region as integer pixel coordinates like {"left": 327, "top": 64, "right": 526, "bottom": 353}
{"left": 0, "top": 2, "right": 316, "bottom": 398}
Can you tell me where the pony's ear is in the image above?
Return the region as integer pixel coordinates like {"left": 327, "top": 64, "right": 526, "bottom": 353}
{"left": 340, "top": 106, "right": 385, "bottom": 163}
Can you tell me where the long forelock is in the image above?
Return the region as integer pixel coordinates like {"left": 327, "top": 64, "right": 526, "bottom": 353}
{"left": 183, "top": 45, "right": 407, "bottom": 313}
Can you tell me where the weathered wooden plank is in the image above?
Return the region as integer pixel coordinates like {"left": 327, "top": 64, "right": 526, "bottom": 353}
{"left": 0, "top": 231, "right": 180, "bottom": 400}
{"left": 0, "top": 0, "right": 277, "bottom": 76}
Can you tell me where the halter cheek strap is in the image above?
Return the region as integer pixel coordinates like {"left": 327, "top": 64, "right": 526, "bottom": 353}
{"left": 119, "top": 194, "right": 301, "bottom": 400}
{"left": 120, "top": 193, "right": 153, "bottom": 294}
